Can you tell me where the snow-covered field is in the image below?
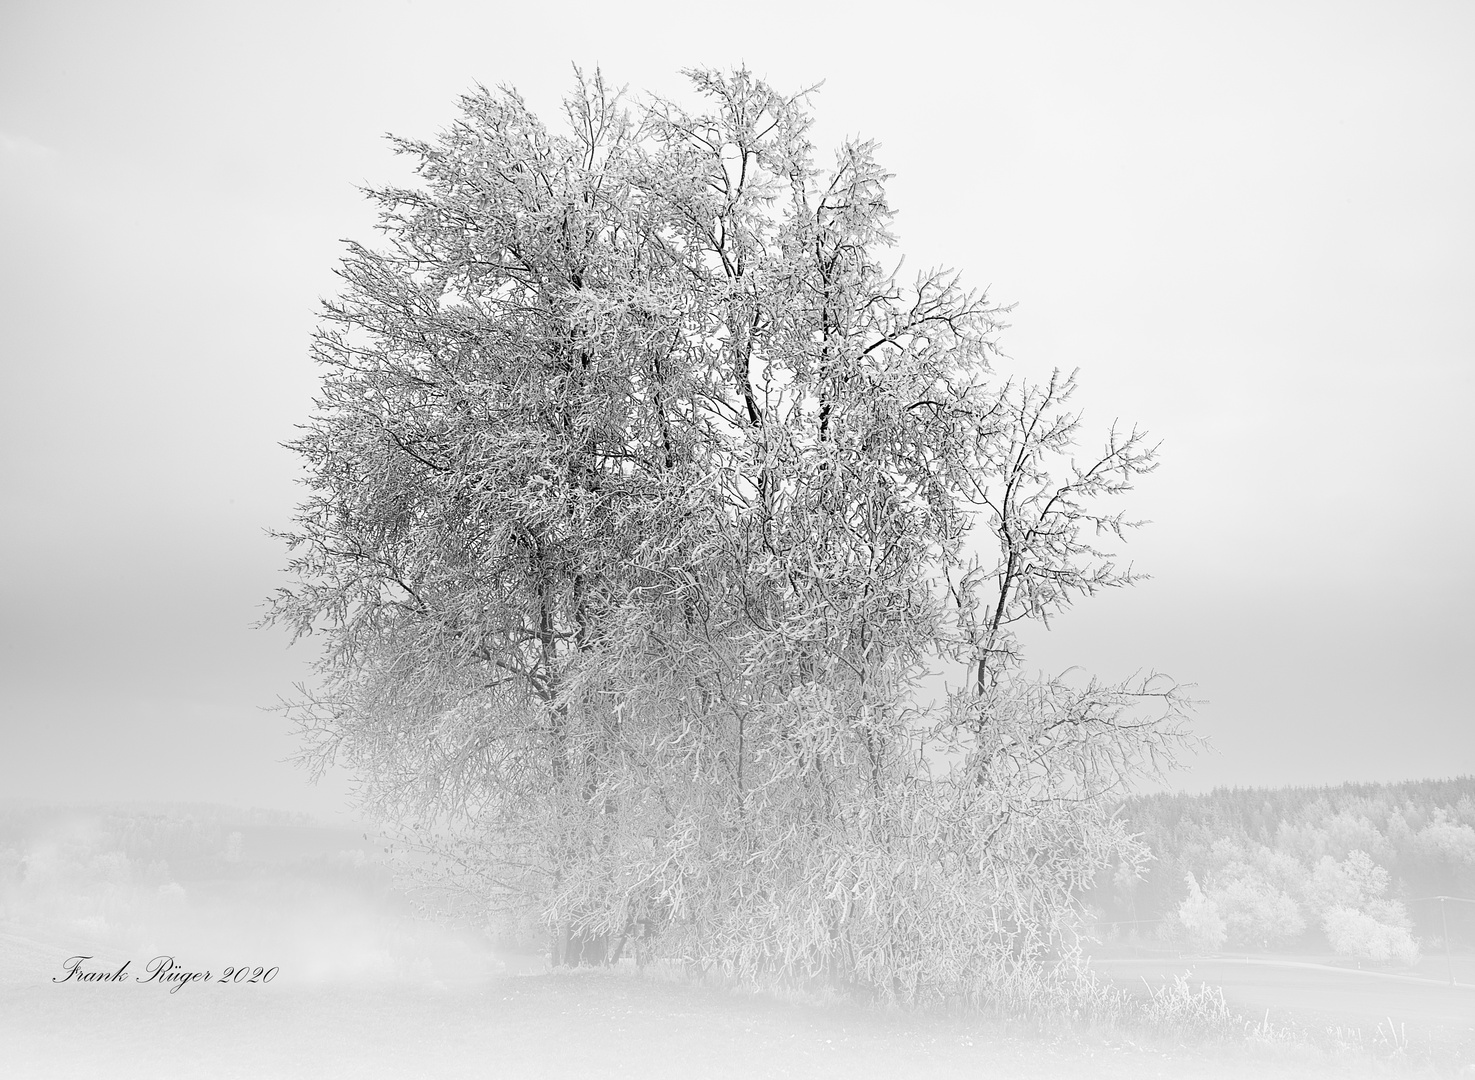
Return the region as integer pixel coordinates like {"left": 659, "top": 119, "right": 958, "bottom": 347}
{"left": 0, "top": 942, "right": 1433, "bottom": 1080}
{"left": 1097, "top": 955, "right": 1475, "bottom": 1041}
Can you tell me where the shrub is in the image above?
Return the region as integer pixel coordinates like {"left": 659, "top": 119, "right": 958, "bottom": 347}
{"left": 1321, "top": 906, "right": 1420, "bottom": 965}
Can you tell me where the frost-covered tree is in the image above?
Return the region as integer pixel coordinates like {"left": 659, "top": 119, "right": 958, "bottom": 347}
{"left": 1170, "top": 872, "right": 1227, "bottom": 953}
{"left": 1208, "top": 867, "right": 1304, "bottom": 949}
{"left": 1308, "top": 849, "right": 1418, "bottom": 963}
{"left": 1308, "top": 850, "right": 1408, "bottom": 923}
{"left": 267, "top": 68, "right": 1192, "bottom": 1006}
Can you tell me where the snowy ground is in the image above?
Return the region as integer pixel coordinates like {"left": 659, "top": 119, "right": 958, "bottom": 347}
{"left": 0, "top": 949, "right": 1440, "bottom": 1080}
{"left": 4, "top": 912, "right": 1472, "bottom": 1080}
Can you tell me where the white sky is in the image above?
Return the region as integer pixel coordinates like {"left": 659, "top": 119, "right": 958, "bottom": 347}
{"left": 1, "top": 0, "right": 1471, "bottom": 817}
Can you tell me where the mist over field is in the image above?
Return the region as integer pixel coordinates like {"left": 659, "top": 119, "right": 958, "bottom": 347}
{"left": 0, "top": 804, "right": 489, "bottom": 983}
{"left": 2, "top": 793, "right": 1471, "bottom": 1078}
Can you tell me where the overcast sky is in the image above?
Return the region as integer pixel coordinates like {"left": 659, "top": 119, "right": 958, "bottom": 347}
{"left": 1, "top": 0, "right": 1471, "bottom": 819}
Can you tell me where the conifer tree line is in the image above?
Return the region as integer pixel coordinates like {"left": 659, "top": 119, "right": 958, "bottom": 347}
{"left": 1091, "top": 777, "right": 1475, "bottom": 960}
{"left": 267, "top": 68, "right": 1192, "bottom": 1006}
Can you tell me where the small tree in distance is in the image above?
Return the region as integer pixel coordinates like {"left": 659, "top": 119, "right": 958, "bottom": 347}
{"left": 1171, "top": 872, "right": 1227, "bottom": 954}
{"left": 266, "top": 67, "right": 1194, "bottom": 1010}
{"left": 1207, "top": 861, "right": 1305, "bottom": 949}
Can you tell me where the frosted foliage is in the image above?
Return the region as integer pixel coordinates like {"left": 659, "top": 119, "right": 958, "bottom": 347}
{"left": 266, "top": 69, "right": 1194, "bottom": 1009}
{"left": 1415, "top": 809, "right": 1475, "bottom": 865}
{"left": 1208, "top": 870, "right": 1305, "bottom": 949}
{"left": 1170, "top": 873, "right": 1226, "bottom": 953}
{"left": 1322, "top": 907, "right": 1421, "bottom": 965}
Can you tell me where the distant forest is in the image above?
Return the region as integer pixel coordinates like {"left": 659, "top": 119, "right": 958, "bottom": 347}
{"left": 1086, "top": 776, "right": 1475, "bottom": 961}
